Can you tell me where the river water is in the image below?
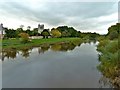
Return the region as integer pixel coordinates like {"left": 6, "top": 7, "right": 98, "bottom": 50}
{"left": 2, "top": 41, "right": 112, "bottom": 88}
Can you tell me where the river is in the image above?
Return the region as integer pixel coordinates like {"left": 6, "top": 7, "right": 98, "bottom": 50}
{"left": 2, "top": 41, "right": 112, "bottom": 88}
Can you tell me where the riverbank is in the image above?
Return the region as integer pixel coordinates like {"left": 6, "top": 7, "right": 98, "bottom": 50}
{"left": 2, "top": 38, "right": 82, "bottom": 50}
{"left": 97, "top": 39, "right": 120, "bottom": 88}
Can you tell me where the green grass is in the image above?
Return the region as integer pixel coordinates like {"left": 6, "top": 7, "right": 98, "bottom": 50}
{"left": 97, "top": 39, "right": 120, "bottom": 88}
{"left": 2, "top": 38, "right": 82, "bottom": 50}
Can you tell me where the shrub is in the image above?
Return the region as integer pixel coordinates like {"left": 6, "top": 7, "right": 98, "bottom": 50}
{"left": 109, "top": 31, "right": 118, "bottom": 40}
{"left": 19, "top": 33, "right": 29, "bottom": 43}
{"left": 105, "top": 41, "right": 118, "bottom": 54}
{"left": 97, "top": 40, "right": 120, "bottom": 87}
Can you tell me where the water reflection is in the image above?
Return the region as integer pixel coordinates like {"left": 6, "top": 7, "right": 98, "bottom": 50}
{"left": 2, "top": 49, "right": 18, "bottom": 60}
{"left": 84, "top": 40, "right": 97, "bottom": 45}
{"left": 2, "top": 40, "right": 114, "bottom": 88}
{"left": 50, "top": 44, "right": 62, "bottom": 51}
{"left": 51, "top": 42, "right": 76, "bottom": 52}
{"left": 38, "top": 44, "right": 50, "bottom": 54}
{"left": 2, "top": 40, "right": 82, "bottom": 61}
{"left": 20, "top": 47, "right": 32, "bottom": 58}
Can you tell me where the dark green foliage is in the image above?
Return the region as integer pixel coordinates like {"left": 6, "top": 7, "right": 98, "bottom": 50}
{"left": 4, "top": 28, "right": 19, "bottom": 38}
{"left": 80, "top": 32, "right": 100, "bottom": 40}
{"left": 25, "top": 28, "right": 39, "bottom": 36}
{"left": 109, "top": 31, "right": 118, "bottom": 40}
{"left": 97, "top": 23, "right": 120, "bottom": 88}
{"left": 41, "top": 29, "right": 50, "bottom": 39}
{"left": 97, "top": 40, "right": 120, "bottom": 88}
{"left": 3, "top": 25, "right": 100, "bottom": 39}
{"left": 56, "top": 26, "right": 80, "bottom": 37}
{"left": 107, "top": 23, "right": 119, "bottom": 40}
{"left": 4, "top": 27, "right": 40, "bottom": 39}
{"left": 33, "top": 28, "right": 39, "bottom": 36}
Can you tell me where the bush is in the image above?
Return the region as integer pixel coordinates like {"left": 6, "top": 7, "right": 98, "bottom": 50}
{"left": 109, "top": 31, "right": 118, "bottom": 40}
{"left": 105, "top": 41, "right": 118, "bottom": 53}
{"left": 19, "top": 33, "right": 29, "bottom": 43}
{"left": 97, "top": 40, "right": 120, "bottom": 87}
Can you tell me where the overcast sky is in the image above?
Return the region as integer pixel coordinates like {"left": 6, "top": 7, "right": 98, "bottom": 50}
{"left": 0, "top": 0, "right": 118, "bottom": 34}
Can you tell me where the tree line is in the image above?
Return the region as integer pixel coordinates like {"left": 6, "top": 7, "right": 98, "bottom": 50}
{"left": 3, "top": 25, "right": 100, "bottom": 39}
{"left": 3, "top": 23, "right": 119, "bottom": 40}
{"left": 4, "top": 27, "right": 40, "bottom": 38}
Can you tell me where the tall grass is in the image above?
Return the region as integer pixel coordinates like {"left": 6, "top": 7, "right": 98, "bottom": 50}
{"left": 97, "top": 39, "right": 120, "bottom": 88}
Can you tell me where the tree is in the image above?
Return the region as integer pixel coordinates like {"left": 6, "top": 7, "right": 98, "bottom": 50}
{"left": 26, "top": 29, "right": 31, "bottom": 36}
{"left": 20, "top": 25, "right": 24, "bottom": 30}
{"left": 61, "top": 31, "right": 68, "bottom": 37}
{"left": 15, "top": 28, "right": 24, "bottom": 38}
{"left": 109, "top": 31, "right": 118, "bottom": 40}
{"left": 56, "top": 26, "right": 79, "bottom": 37}
{"left": 107, "top": 23, "right": 119, "bottom": 40}
{"left": 27, "top": 26, "right": 31, "bottom": 30}
{"left": 4, "top": 28, "right": 17, "bottom": 38}
{"left": 19, "top": 33, "right": 29, "bottom": 43}
{"left": 41, "top": 29, "right": 50, "bottom": 39}
{"left": 33, "top": 28, "right": 39, "bottom": 36}
{"left": 16, "top": 28, "right": 24, "bottom": 33}
{"left": 51, "top": 28, "right": 61, "bottom": 38}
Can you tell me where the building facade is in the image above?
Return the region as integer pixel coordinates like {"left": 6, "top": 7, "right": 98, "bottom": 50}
{"left": 38, "top": 24, "right": 44, "bottom": 34}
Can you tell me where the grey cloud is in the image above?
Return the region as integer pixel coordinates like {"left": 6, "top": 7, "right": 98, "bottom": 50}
{"left": 44, "top": 2, "right": 116, "bottom": 18}
{"left": 0, "top": 1, "right": 117, "bottom": 34}
{"left": 0, "top": 1, "right": 67, "bottom": 25}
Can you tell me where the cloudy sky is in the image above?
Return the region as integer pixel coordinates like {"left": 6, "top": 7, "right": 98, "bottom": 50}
{"left": 0, "top": 0, "right": 118, "bottom": 34}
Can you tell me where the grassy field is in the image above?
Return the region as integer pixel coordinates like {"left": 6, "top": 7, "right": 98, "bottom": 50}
{"left": 2, "top": 38, "right": 82, "bottom": 49}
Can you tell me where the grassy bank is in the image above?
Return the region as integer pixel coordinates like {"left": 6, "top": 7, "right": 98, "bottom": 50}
{"left": 97, "top": 38, "right": 120, "bottom": 88}
{"left": 2, "top": 38, "right": 82, "bottom": 50}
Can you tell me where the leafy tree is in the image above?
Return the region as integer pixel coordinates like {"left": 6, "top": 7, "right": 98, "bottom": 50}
{"left": 4, "top": 28, "right": 17, "bottom": 38}
{"left": 77, "top": 31, "right": 81, "bottom": 37}
{"left": 20, "top": 25, "right": 24, "bottom": 29}
{"left": 109, "top": 31, "right": 118, "bottom": 40}
{"left": 41, "top": 29, "right": 50, "bottom": 39}
{"left": 107, "top": 23, "right": 119, "bottom": 40}
{"left": 56, "top": 26, "right": 80, "bottom": 37}
{"left": 33, "top": 28, "right": 39, "bottom": 36}
{"left": 51, "top": 28, "right": 61, "bottom": 38}
{"left": 61, "top": 31, "right": 67, "bottom": 37}
{"left": 26, "top": 29, "right": 32, "bottom": 36}
{"left": 16, "top": 28, "right": 24, "bottom": 33}
{"left": 27, "top": 26, "right": 31, "bottom": 30}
